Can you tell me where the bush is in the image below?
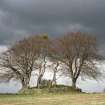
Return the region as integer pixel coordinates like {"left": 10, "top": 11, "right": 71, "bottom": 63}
{"left": 40, "top": 79, "right": 49, "bottom": 88}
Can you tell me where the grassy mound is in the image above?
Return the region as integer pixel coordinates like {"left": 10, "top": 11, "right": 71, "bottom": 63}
{"left": 19, "top": 85, "right": 82, "bottom": 95}
{"left": 48, "top": 85, "right": 81, "bottom": 93}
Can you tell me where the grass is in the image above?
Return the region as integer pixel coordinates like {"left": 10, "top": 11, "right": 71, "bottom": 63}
{"left": 0, "top": 86, "right": 105, "bottom": 105}
{"left": 0, "top": 93, "right": 105, "bottom": 105}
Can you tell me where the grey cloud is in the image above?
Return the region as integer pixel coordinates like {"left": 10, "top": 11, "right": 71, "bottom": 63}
{"left": 0, "top": 0, "right": 104, "bottom": 47}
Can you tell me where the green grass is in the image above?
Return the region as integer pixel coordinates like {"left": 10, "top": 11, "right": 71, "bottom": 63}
{"left": 0, "top": 86, "right": 105, "bottom": 105}
{"left": 0, "top": 93, "right": 105, "bottom": 105}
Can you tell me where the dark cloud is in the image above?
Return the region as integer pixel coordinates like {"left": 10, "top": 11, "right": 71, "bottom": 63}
{"left": 0, "top": 0, "right": 104, "bottom": 49}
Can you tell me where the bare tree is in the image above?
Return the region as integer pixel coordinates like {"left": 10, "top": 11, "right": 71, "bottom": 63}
{"left": 47, "top": 60, "right": 67, "bottom": 86}
{"left": 51, "top": 61, "right": 59, "bottom": 85}
{"left": 48, "top": 39, "right": 70, "bottom": 86}
{"left": 0, "top": 32, "right": 102, "bottom": 90}
{"left": 0, "top": 35, "right": 48, "bottom": 89}
{"left": 50, "top": 32, "right": 102, "bottom": 89}
{"left": 35, "top": 34, "right": 50, "bottom": 88}
{"left": 35, "top": 58, "right": 47, "bottom": 88}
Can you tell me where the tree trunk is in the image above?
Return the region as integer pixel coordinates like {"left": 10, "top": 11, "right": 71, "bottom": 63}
{"left": 37, "top": 74, "right": 43, "bottom": 88}
{"left": 52, "top": 71, "right": 56, "bottom": 86}
{"left": 72, "top": 78, "right": 77, "bottom": 89}
{"left": 21, "top": 77, "right": 30, "bottom": 89}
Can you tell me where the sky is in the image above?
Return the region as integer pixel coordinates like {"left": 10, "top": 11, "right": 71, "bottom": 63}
{"left": 0, "top": 0, "right": 105, "bottom": 46}
{"left": 0, "top": 1, "right": 105, "bottom": 93}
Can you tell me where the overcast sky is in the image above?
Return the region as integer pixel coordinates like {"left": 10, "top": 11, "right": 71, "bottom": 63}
{"left": 0, "top": 1, "right": 105, "bottom": 93}
{"left": 0, "top": 0, "right": 105, "bottom": 49}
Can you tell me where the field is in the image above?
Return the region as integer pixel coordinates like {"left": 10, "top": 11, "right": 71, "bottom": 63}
{"left": 0, "top": 93, "right": 105, "bottom": 105}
